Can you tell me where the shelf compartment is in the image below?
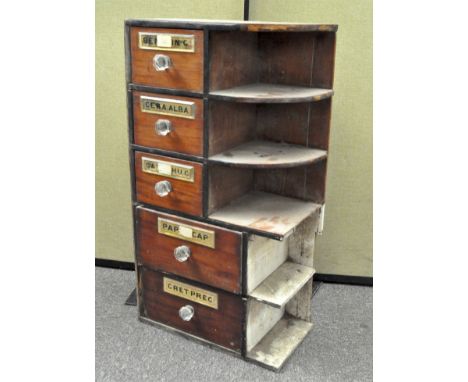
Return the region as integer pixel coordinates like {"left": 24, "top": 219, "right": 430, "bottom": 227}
{"left": 249, "top": 262, "right": 315, "bottom": 308}
{"left": 208, "top": 191, "right": 321, "bottom": 238}
{"left": 208, "top": 140, "right": 327, "bottom": 168}
{"left": 209, "top": 83, "right": 333, "bottom": 103}
{"left": 209, "top": 31, "right": 336, "bottom": 92}
{"left": 247, "top": 317, "right": 313, "bottom": 371}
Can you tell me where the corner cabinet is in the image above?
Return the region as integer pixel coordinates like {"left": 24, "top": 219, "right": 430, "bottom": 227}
{"left": 125, "top": 19, "right": 337, "bottom": 371}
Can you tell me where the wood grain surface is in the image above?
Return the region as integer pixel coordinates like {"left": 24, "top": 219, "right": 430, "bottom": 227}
{"left": 126, "top": 19, "right": 338, "bottom": 33}
{"left": 209, "top": 83, "right": 333, "bottom": 103}
{"left": 208, "top": 191, "right": 321, "bottom": 238}
{"left": 140, "top": 268, "right": 244, "bottom": 352}
{"left": 136, "top": 207, "right": 243, "bottom": 293}
{"left": 133, "top": 91, "right": 204, "bottom": 156}
{"left": 134, "top": 151, "right": 203, "bottom": 216}
{"left": 208, "top": 140, "right": 327, "bottom": 168}
{"left": 131, "top": 27, "right": 204, "bottom": 92}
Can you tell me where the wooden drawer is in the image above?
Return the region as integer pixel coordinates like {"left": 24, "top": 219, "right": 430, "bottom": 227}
{"left": 136, "top": 208, "right": 242, "bottom": 293}
{"left": 133, "top": 91, "right": 204, "bottom": 156}
{"left": 135, "top": 151, "right": 203, "bottom": 216}
{"left": 130, "top": 27, "right": 204, "bottom": 92}
{"left": 140, "top": 268, "right": 244, "bottom": 352}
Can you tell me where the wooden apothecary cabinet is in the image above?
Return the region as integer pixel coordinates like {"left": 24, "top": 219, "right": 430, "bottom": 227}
{"left": 125, "top": 19, "right": 337, "bottom": 371}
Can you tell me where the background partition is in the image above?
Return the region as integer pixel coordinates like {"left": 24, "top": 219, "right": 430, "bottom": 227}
{"left": 96, "top": 0, "right": 373, "bottom": 278}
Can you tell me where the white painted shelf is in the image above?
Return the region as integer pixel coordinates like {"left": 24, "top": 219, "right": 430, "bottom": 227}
{"left": 209, "top": 140, "right": 327, "bottom": 168}
{"left": 247, "top": 318, "right": 313, "bottom": 371}
{"left": 249, "top": 262, "right": 315, "bottom": 308}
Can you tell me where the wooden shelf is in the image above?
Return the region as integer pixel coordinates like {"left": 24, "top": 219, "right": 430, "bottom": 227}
{"left": 127, "top": 19, "right": 338, "bottom": 33}
{"left": 247, "top": 318, "right": 313, "bottom": 371}
{"left": 208, "top": 191, "right": 321, "bottom": 239}
{"left": 209, "top": 140, "right": 327, "bottom": 168}
{"left": 249, "top": 262, "right": 315, "bottom": 308}
{"left": 209, "top": 83, "right": 333, "bottom": 103}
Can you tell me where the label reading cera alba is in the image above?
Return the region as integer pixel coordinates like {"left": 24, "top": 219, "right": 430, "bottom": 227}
{"left": 140, "top": 96, "right": 195, "bottom": 119}
{"left": 163, "top": 277, "right": 218, "bottom": 309}
{"left": 158, "top": 217, "right": 215, "bottom": 248}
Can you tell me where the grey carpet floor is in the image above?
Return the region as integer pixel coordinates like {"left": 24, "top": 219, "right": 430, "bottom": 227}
{"left": 96, "top": 268, "right": 372, "bottom": 382}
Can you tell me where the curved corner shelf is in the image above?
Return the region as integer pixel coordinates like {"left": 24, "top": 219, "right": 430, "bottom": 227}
{"left": 208, "top": 140, "right": 327, "bottom": 168}
{"left": 208, "top": 191, "right": 321, "bottom": 239}
{"left": 209, "top": 83, "right": 333, "bottom": 103}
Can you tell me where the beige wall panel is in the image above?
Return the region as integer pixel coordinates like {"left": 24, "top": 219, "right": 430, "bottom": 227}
{"left": 95, "top": 1, "right": 244, "bottom": 261}
{"left": 251, "top": 0, "right": 373, "bottom": 277}
{"left": 96, "top": 0, "right": 373, "bottom": 277}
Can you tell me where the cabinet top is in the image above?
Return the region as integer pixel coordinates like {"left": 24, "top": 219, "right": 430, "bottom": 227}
{"left": 125, "top": 18, "right": 338, "bottom": 32}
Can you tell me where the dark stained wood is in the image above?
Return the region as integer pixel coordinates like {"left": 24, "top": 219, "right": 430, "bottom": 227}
{"left": 258, "top": 32, "right": 316, "bottom": 87}
{"left": 135, "top": 151, "right": 203, "bottom": 216}
{"left": 307, "top": 98, "right": 332, "bottom": 150}
{"left": 254, "top": 166, "right": 309, "bottom": 201}
{"left": 256, "top": 103, "right": 310, "bottom": 145}
{"left": 207, "top": 165, "right": 253, "bottom": 214}
{"left": 305, "top": 159, "right": 327, "bottom": 204}
{"left": 141, "top": 268, "right": 244, "bottom": 352}
{"left": 208, "top": 101, "right": 256, "bottom": 156}
{"left": 312, "top": 32, "right": 336, "bottom": 89}
{"left": 209, "top": 31, "right": 258, "bottom": 91}
{"left": 131, "top": 27, "right": 204, "bottom": 92}
{"left": 125, "top": 19, "right": 338, "bottom": 33}
{"left": 136, "top": 207, "right": 242, "bottom": 293}
{"left": 133, "top": 91, "right": 204, "bottom": 156}
{"left": 254, "top": 160, "right": 327, "bottom": 204}
{"left": 243, "top": 23, "right": 337, "bottom": 33}
{"left": 257, "top": 99, "right": 332, "bottom": 150}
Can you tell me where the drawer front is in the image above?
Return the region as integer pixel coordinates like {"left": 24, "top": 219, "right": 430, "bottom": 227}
{"left": 137, "top": 208, "right": 242, "bottom": 294}
{"left": 131, "top": 27, "right": 204, "bottom": 92}
{"left": 135, "top": 152, "right": 203, "bottom": 216}
{"left": 141, "top": 268, "right": 244, "bottom": 352}
{"left": 133, "top": 91, "right": 204, "bottom": 156}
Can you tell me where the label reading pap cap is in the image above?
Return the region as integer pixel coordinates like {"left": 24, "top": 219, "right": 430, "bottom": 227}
{"left": 158, "top": 217, "right": 215, "bottom": 248}
{"left": 138, "top": 32, "right": 195, "bottom": 52}
{"left": 141, "top": 157, "right": 195, "bottom": 182}
{"left": 163, "top": 277, "right": 218, "bottom": 309}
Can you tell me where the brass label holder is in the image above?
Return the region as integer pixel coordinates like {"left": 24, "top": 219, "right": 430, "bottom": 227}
{"left": 163, "top": 277, "right": 218, "bottom": 309}
{"left": 140, "top": 96, "right": 195, "bottom": 120}
{"left": 142, "top": 157, "right": 195, "bottom": 183}
{"left": 138, "top": 32, "right": 195, "bottom": 52}
{"left": 158, "top": 217, "right": 215, "bottom": 248}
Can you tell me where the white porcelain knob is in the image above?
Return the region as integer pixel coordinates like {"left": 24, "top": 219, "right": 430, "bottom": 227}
{"left": 153, "top": 54, "right": 172, "bottom": 71}
{"left": 155, "top": 119, "right": 172, "bottom": 136}
{"left": 154, "top": 180, "right": 172, "bottom": 197}
{"left": 174, "top": 245, "right": 191, "bottom": 262}
{"left": 179, "top": 305, "right": 194, "bottom": 321}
